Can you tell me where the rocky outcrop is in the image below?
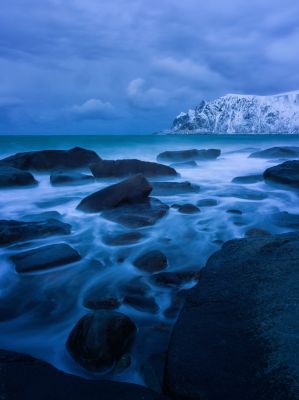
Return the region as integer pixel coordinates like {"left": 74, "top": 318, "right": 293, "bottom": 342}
{"left": 77, "top": 174, "right": 152, "bottom": 213}
{"left": 90, "top": 159, "right": 177, "bottom": 178}
{"left": 0, "top": 166, "right": 38, "bottom": 187}
{"left": 50, "top": 172, "right": 94, "bottom": 186}
{"left": 249, "top": 146, "right": 299, "bottom": 159}
{"left": 165, "top": 232, "right": 299, "bottom": 400}
{"left": 0, "top": 147, "right": 101, "bottom": 171}
{"left": 67, "top": 311, "right": 137, "bottom": 372}
{"left": 10, "top": 243, "right": 81, "bottom": 273}
{"left": 157, "top": 149, "right": 220, "bottom": 162}
{"left": 0, "top": 219, "right": 71, "bottom": 245}
{"left": 264, "top": 160, "right": 299, "bottom": 187}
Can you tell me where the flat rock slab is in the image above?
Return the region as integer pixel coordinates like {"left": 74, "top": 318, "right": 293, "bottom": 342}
{"left": 249, "top": 146, "right": 299, "bottom": 159}
{"left": 264, "top": 160, "right": 299, "bottom": 188}
{"left": 0, "top": 349, "right": 168, "bottom": 400}
{"left": 157, "top": 149, "right": 220, "bottom": 162}
{"left": 102, "top": 198, "right": 169, "bottom": 228}
{"left": 166, "top": 232, "right": 299, "bottom": 400}
{"left": 0, "top": 166, "right": 37, "bottom": 187}
{"left": 77, "top": 174, "right": 152, "bottom": 213}
{"left": 10, "top": 243, "right": 81, "bottom": 273}
{"left": 0, "top": 219, "right": 71, "bottom": 245}
{"left": 90, "top": 159, "right": 177, "bottom": 178}
{"left": 0, "top": 147, "right": 101, "bottom": 171}
{"left": 50, "top": 172, "right": 94, "bottom": 186}
{"left": 151, "top": 181, "right": 200, "bottom": 196}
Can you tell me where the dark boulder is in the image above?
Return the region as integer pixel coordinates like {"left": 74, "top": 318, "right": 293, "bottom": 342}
{"left": 157, "top": 149, "right": 220, "bottom": 163}
{"left": 151, "top": 181, "right": 200, "bottom": 196}
{"left": 263, "top": 160, "right": 299, "bottom": 188}
{"left": 0, "top": 219, "right": 71, "bottom": 245}
{"left": 133, "top": 250, "right": 168, "bottom": 273}
{"left": 196, "top": 198, "right": 218, "bottom": 207}
{"left": 249, "top": 146, "right": 299, "bottom": 159}
{"left": 103, "top": 231, "right": 145, "bottom": 246}
{"left": 90, "top": 159, "right": 177, "bottom": 178}
{"left": 232, "top": 174, "right": 263, "bottom": 184}
{"left": 77, "top": 174, "right": 152, "bottom": 213}
{"left": 10, "top": 243, "right": 81, "bottom": 273}
{"left": 50, "top": 172, "right": 94, "bottom": 186}
{"left": 0, "top": 147, "right": 101, "bottom": 171}
{"left": 0, "top": 166, "right": 37, "bottom": 187}
{"left": 102, "top": 198, "right": 169, "bottom": 228}
{"left": 67, "top": 311, "right": 136, "bottom": 372}
{"left": 177, "top": 204, "right": 200, "bottom": 214}
{"left": 124, "top": 295, "right": 159, "bottom": 313}
{"left": 165, "top": 232, "right": 299, "bottom": 400}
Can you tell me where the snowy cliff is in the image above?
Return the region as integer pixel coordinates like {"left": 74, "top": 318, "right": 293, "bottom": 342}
{"left": 170, "top": 91, "right": 299, "bottom": 134}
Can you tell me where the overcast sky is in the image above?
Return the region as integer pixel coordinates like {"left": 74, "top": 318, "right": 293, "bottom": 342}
{"left": 1, "top": 0, "right": 299, "bottom": 134}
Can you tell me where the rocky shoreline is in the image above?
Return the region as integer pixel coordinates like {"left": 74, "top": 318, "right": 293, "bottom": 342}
{"left": 0, "top": 145, "right": 299, "bottom": 399}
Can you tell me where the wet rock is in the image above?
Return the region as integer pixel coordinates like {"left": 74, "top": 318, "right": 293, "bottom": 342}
{"left": 152, "top": 270, "right": 200, "bottom": 287}
{"left": 196, "top": 198, "right": 218, "bottom": 207}
{"left": 232, "top": 174, "right": 263, "bottom": 184}
{"left": 0, "top": 166, "right": 38, "bottom": 188}
{"left": 77, "top": 174, "right": 152, "bottom": 213}
{"left": 102, "top": 198, "right": 169, "bottom": 228}
{"left": 10, "top": 243, "right": 81, "bottom": 273}
{"left": 245, "top": 228, "right": 271, "bottom": 237}
{"left": 271, "top": 211, "right": 299, "bottom": 229}
{"left": 122, "top": 278, "right": 150, "bottom": 296}
{"left": 84, "top": 296, "right": 121, "bottom": 311}
{"left": 226, "top": 209, "right": 242, "bottom": 215}
{"left": 103, "top": 231, "right": 145, "bottom": 246}
{"left": 133, "top": 250, "right": 168, "bottom": 273}
{"left": 0, "top": 219, "right": 71, "bottom": 245}
{"left": 177, "top": 204, "right": 200, "bottom": 214}
{"left": 90, "top": 159, "right": 177, "bottom": 178}
{"left": 157, "top": 148, "right": 221, "bottom": 162}
{"left": 249, "top": 146, "right": 299, "bottom": 159}
{"left": 50, "top": 172, "right": 94, "bottom": 186}
{"left": 67, "top": 311, "right": 136, "bottom": 372}
{"left": 0, "top": 349, "right": 168, "bottom": 400}
{"left": 170, "top": 160, "right": 198, "bottom": 168}
{"left": 263, "top": 160, "right": 299, "bottom": 188}
{"left": 22, "top": 211, "right": 63, "bottom": 222}
{"left": 217, "top": 186, "right": 267, "bottom": 200}
{"left": 166, "top": 232, "right": 299, "bottom": 400}
{"left": 124, "top": 295, "right": 159, "bottom": 313}
{"left": 151, "top": 181, "right": 200, "bottom": 196}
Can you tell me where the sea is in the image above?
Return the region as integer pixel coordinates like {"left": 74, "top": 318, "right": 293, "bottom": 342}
{"left": 0, "top": 134, "right": 299, "bottom": 385}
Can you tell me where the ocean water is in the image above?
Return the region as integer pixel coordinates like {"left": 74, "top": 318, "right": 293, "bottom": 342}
{"left": 0, "top": 134, "right": 299, "bottom": 385}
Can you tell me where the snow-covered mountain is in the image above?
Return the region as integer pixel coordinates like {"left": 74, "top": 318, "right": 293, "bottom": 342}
{"left": 170, "top": 91, "right": 299, "bottom": 134}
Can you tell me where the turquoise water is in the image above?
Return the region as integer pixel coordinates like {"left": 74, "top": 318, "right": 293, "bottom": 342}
{"left": 0, "top": 134, "right": 299, "bottom": 385}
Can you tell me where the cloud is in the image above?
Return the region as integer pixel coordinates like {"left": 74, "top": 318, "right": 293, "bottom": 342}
{"left": 127, "top": 78, "right": 168, "bottom": 109}
{"left": 69, "top": 98, "right": 117, "bottom": 120}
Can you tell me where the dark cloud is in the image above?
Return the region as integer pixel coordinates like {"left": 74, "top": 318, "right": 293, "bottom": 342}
{"left": 0, "top": 0, "right": 298, "bottom": 133}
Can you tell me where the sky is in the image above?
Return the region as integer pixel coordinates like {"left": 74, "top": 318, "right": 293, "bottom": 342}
{"left": 1, "top": 0, "right": 299, "bottom": 134}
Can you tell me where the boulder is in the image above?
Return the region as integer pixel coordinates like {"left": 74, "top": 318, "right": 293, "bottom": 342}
{"left": 133, "top": 250, "right": 168, "bottom": 273}
{"left": 10, "top": 243, "right": 81, "bottom": 273}
{"left": 232, "top": 174, "right": 263, "bottom": 184}
{"left": 196, "top": 198, "right": 218, "bottom": 207}
{"left": 177, "top": 204, "right": 200, "bottom": 214}
{"left": 157, "top": 149, "right": 220, "bottom": 163}
{"left": 67, "top": 311, "right": 136, "bottom": 372}
{"left": 249, "top": 146, "right": 299, "bottom": 159}
{"left": 263, "top": 160, "right": 299, "bottom": 188}
{"left": 103, "top": 231, "right": 145, "bottom": 246}
{"left": 151, "top": 181, "right": 200, "bottom": 196}
{"left": 226, "top": 209, "right": 242, "bottom": 215}
{"left": 0, "top": 147, "right": 101, "bottom": 171}
{"left": 90, "top": 159, "right": 177, "bottom": 178}
{"left": 0, "top": 219, "right": 71, "bottom": 245}
{"left": 165, "top": 232, "right": 299, "bottom": 400}
{"left": 77, "top": 174, "right": 152, "bottom": 213}
{"left": 124, "top": 295, "right": 159, "bottom": 313}
{"left": 102, "top": 198, "right": 169, "bottom": 228}
{"left": 50, "top": 172, "right": 94, "bottom": 186}
{"left": 0, "top": 166, "right": 37, "bottom": 187}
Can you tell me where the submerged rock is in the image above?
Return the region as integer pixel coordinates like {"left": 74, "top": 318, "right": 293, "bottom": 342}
{"left": 196, "top": 198, "right": 218, "bottom": 207}
{"left": 133, "top": 250, "right": 168, "bottom": 273}
{"left": 90, "top": 159, "right": 177, "bottom": 178}
{"left": 249, "top": 146, "right": 299, "bottom": 159}
{"left": 0, "top": 166, "right": 37, "bottom": 187}
{"left": 77, "top": 174, "right": 152, "bottom": 213}
{"left": 151, "top": 181, "right": 200, "bottom": 196}
{"left": 10, "top": 243, "right": 81, "bottom": 273}
{"left": 0, "top": 219, "right": 71, "bottom": 245}
{"left": 0, "top": 147, "right": 101, "bottom": 171}
{"left": 50, "top": 172, "right": 94, "bottom": 186}
{"left": 152, "top": 270, "right": 199, "bottom": 287}
{"left": 170, "top": 160, "right": 198, "bottom": 168}
{"left": 157, "top": 149, "right": 221, "bottom": 162}
{"left": 84, "top": 297, "right": 121, "bottom": 311}
{"left": 21, "top": 211, "right": 63, "bottom": 222}
{"left": 232, "top": 174, "right": 263, "bottom": 184}
{"left": 263, "top": 160, "right": 299, "bottom": 188}
{"left": 124, "top": 295, "right": 159, "bottom": 313}
{"left": 226, "top": 209, "right": 243, "bottom": 215}
{"left": 103, "top": 231, "right": 145, "bottom": 246}
{"left": 67, "top": 311, "right": 136, "bottom": 372}
{"left": 102, "top": 198, "right": 169, "bottom": 228}
{"left": 271, "top": 211, "right": 299, "bottom": 229}
{"left": 217, "top": 186, "right": 267, "bottom": 200}
{"left": 166, "top": 232, "right": 299, "bottom": 400}
{"left": 177, "top": 204, "right": 200, "bottom": 214}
